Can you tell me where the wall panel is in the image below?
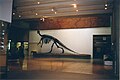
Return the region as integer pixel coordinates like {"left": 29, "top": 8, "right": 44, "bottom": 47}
{"left": 30, "top": 15, "right": 110, "bottom": 30}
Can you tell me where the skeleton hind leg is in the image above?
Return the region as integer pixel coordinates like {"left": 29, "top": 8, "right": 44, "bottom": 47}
{"left": 49, "top": 43, "right": 54, "bottom": 53}
{"left": 55, "top": 42, "right": 64, "bottom": 53}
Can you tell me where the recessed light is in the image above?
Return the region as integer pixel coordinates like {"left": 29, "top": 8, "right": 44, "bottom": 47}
{"left": 105, "top": 7, "right": 107, "bottom": 10}
{"left": 13, "top": 12, "right": 15, "bottom": 15}
{"left": 72, "top": 4, "right": 77, "bottom": 8}
{"left": 105, "top": 4, "right": 108, "bottom": 7}
{"left": 51, "top": 8, "right": 54, "bottom": 11}
{"left": 2, "top": 30, "right": 5, "bottom": 32}
{"left": 40, "top": 17, "right": 45, "bottom": 22}
{"left": 19, "top": 15, "right": 21, "bottom": 17}
{"left": 2, "top": 22, "right": 4, "bottom": 26}
{"left": 37, "top": 2, "right": 40, "bottom": 4}
{"left": 40, "top": 18, "right": 43, "bottom": 21}
{"left": 55, "top": 12, "right": 57, "bottom": 14}
{"left": 1, "top": 42, "right": 4, "bottom": 45}
{"left": 2, "top": 37, "right": 4, "bottom": 40}
{"left": 2, "top": 33, "right": 5, "bottom": 36}
{"left": 35, "top": 13, "right": 38, "bottom": 15}
{"left": 76, "top": 10, "right": 78, "bottom": 12}
{"left": 1, "top": 45, "right": 4, "bottom": 49}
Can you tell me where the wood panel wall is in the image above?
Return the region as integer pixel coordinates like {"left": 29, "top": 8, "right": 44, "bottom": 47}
{"left": 0, "top": 21, "right": 7, "bottom": 73}
{"left": 0, "top": 21, "right": 8, "bottom": 54}
{"left": 30, "top": 15, "right": 110, "bottom": 30}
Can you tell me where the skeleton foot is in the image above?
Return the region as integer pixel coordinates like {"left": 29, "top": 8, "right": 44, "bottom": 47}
{"left": 61, "top": 48, "right": 64, "bottom": 53}
{"left": 48, "top": 50, "right": 52, "bottom": 53}
{"left": 57, "top": 47, "right": 64, "bottom": 53}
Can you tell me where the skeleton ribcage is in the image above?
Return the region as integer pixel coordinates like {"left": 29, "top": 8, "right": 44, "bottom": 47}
{"left": 43, "top": 38, "right": 51, "bottom": 44}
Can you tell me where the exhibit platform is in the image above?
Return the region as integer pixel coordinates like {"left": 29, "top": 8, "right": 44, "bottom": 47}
{"left": 32, "top": 52, "right": 91, "bottom": 59}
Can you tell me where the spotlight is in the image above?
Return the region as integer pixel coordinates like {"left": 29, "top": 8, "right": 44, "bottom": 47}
{"left": 19, "top": 15, "right": 21, "bottom": 18}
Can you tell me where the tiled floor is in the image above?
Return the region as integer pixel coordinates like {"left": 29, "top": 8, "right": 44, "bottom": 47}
{"left": 27, "top": 58, "right": 93, "bottom": 74}
{"left": 5, "top": 57, "right": 116, "bottom": 80}
{"left": 8, "top": 58, "right": 113, "bottom": 74}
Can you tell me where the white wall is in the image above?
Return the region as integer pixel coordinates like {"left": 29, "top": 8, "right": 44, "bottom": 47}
{"left": 29, "top": 27, "right": 111, "bottom": 57}
{"left": 0, "top": 0, "right": 13, "bottom": 23}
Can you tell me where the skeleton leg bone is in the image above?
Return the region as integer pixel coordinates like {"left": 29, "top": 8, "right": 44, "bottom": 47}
{"left": 40, "top": 40, "right": 43, "bottom": 47}
{"left": 49, "top": 42, "right": 55, "bottom": 53}
{"left": 55, "top": 42, "right": 64, "bottom": 53}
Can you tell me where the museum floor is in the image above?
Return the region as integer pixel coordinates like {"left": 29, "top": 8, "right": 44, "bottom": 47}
{"left": 4, "top": 57, "right": 117, "bottom": 80}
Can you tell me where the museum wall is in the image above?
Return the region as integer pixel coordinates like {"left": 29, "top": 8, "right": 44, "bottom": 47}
{"left": 29, "top": 15, "right": 110, "bottom": 30}
{"left": 0, "top": 21, "right": 8, "bottom": 74}
{"left": 29, "top": 27, "right": 111, "bottom": 57}
{"left": 0, "top": 0, "right": 13, "bottom": 23}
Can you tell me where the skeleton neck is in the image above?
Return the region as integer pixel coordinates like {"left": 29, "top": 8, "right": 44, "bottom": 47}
{"left": 37, "top": 30, "right": 42, "bottom": 36}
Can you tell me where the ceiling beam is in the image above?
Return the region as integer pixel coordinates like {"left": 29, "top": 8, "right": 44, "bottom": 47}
{"left": 16, "top": 0, "right": 113, "bottom": 10}
{"left": 13, "top": 0, "right": 113, "bottom": 19}
{"left": 14, "top": 9, "right": 112, "bottom": 19}
{"left": 17, "top": 5, "right": 112, "bottom": 15}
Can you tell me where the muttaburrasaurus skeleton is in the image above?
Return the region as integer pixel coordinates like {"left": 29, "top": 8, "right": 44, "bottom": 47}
{"left": 37, "top": 30, "right": 77, "bottom": 53}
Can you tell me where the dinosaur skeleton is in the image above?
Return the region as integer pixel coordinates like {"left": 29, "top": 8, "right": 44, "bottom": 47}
{"left": 37, "top": 30, "right": 77, "bottom": 53}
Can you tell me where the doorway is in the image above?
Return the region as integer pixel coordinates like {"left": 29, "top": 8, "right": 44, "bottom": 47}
{"left": 93, "top": 35, "right": 112, "bottom": 62}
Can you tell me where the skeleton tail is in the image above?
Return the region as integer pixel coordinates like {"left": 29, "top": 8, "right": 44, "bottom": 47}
{"left": 37, "top": 30, "right": 42, "bottom": 36}
{"left": 56, "top": 39, "right": 77, "bottom": 53}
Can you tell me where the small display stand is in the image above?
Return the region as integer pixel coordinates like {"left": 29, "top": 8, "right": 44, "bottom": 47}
{"left": 104, "top": 55, "right": 113, "bottom": 66}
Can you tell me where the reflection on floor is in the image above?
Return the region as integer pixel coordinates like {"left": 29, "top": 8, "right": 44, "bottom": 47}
{"left": 6, "top": 58, "right": 116, "bottom": 80}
